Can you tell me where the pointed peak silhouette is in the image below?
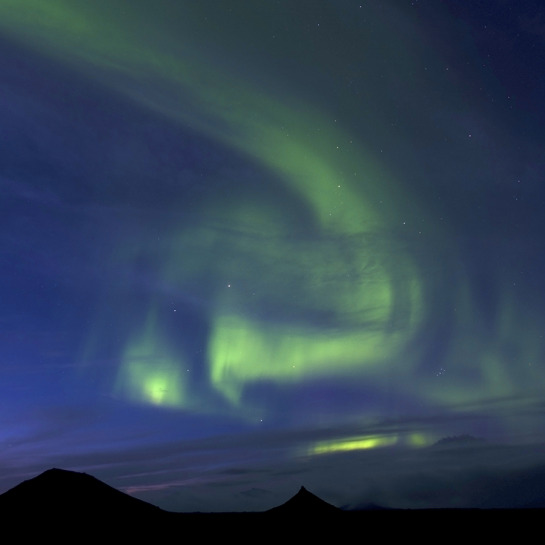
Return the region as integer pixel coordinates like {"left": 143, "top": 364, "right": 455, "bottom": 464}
{"left": 268, "top": 485, "right": 340, "bottom": 514}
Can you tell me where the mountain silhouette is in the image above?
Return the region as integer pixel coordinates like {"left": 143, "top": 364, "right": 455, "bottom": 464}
{"left": 0, "top": 467, "right": 162, "bottom": 522}
{"left": 267, "top": 485, "right": 341, "bottom": 515}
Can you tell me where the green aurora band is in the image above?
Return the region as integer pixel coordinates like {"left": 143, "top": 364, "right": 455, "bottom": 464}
{"left": 3, "top": 0, "right": 544, "bottom": 446}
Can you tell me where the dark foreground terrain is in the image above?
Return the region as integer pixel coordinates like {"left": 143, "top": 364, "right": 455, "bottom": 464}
{"left": 0, "top": 468, "right": 542, "bottom": 540}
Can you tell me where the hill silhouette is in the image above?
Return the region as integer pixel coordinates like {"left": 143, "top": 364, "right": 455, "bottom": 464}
{"left": 0, "top": 467, "right": 162, "bottom": 517}
{"left": 0, "top": 467, "right": 165, "bottom": 538}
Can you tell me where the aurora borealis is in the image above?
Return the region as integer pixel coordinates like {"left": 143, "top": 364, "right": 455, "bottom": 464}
{"left": 2, "top": 1, "right": 545, "bottom": 511}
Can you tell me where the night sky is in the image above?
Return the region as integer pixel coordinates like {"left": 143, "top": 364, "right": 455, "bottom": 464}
{"left": 2, "top": 0, "right": 545, "bottom": 512}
